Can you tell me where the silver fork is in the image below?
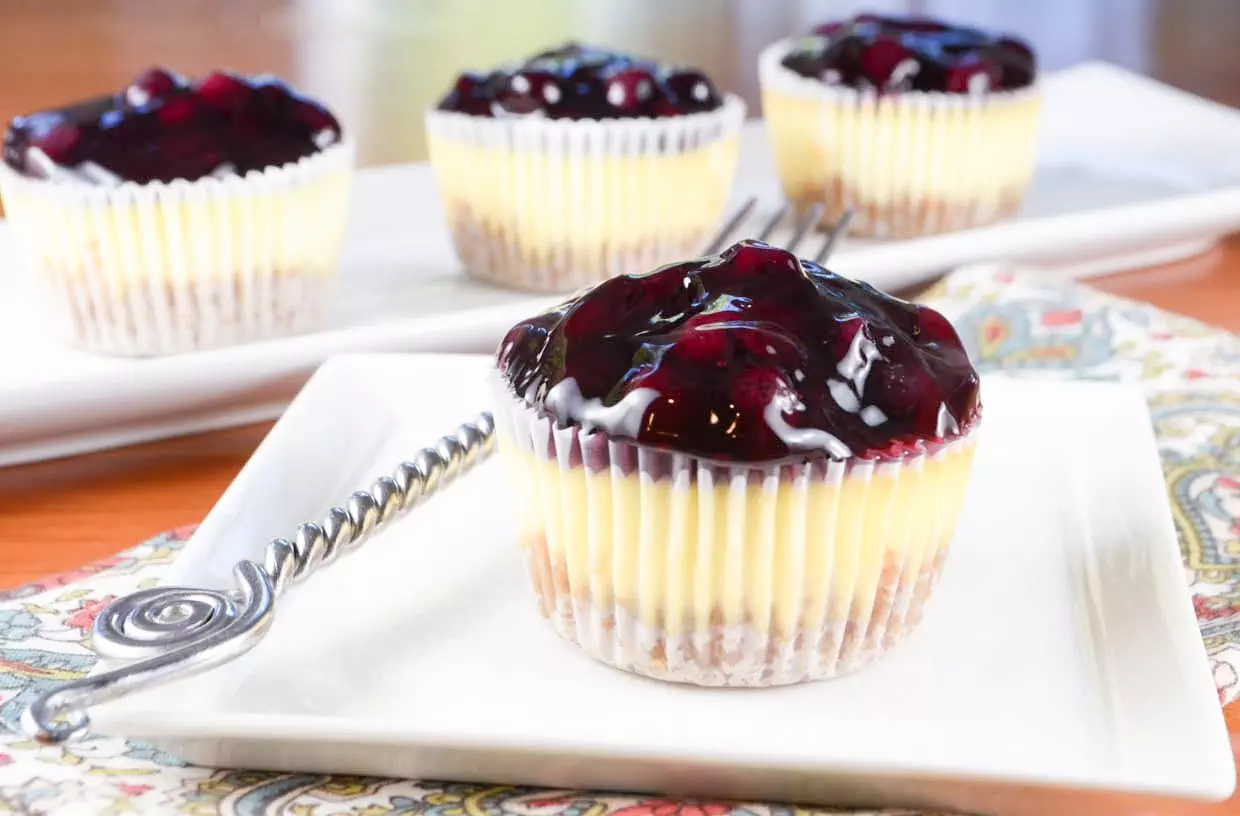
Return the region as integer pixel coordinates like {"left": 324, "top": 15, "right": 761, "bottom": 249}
{"left": 21, "top": 202, "right": 856, "bottom": 745}
{"left": 703, "top": 198, "right": 854, "bottom": 263}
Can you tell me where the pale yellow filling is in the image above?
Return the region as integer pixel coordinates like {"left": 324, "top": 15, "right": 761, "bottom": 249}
{"left": 762, "top": 84, "right": 1042, "bottom": 208}
{"left": 427, "top": 135, "right": 740, "bottom": 254}
{"left": 0, "top": 164, "right": 351, "bottom": 289}
{"left": 500, "top": 440, "right": 977, "bottom": 636}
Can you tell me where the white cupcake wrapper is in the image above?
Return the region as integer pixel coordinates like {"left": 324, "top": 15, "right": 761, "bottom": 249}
{"left": 0, "top": 140, "right": 354, "bottom": 356}
{"left": 758, "top": 39, "right": 1042, "bottom": 239}
{"left": 425, "top": 96, "right": 745, "bottom": 292}
{"left": 492, "top": 381, "right": 979, "bottom": 687}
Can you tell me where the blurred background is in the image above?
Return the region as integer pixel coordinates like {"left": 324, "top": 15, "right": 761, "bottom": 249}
{"left": 4, "top": 0, "right": 1240, "bottom": 584}
{"left": 2, "top": 0, "right": 1236, "bottom": 167}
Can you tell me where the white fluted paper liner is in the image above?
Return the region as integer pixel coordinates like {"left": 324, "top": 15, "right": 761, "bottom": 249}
{"left": 0, "top": 140, "right": 353, "bottom": 356}
{"left": 492, "top": 380, "right": 979, "bottom": 687}
{"left": 758, "top": 39, "right": 1041, "bottom": 239}
{"left": 425, "top": 96, "right": 745, "bottom": 293}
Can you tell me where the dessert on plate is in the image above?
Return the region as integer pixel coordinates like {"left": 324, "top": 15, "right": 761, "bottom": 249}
{"left": 426, "top": 43, "right": 745, "bottom": 292}
{"left": 0, "top": 67, "right": 353, "bottom": 356}
{"left": 491, "top": 239, "right": 981, "bottom": 686}
{"left": 760, "top": 14, "right": 1040, "bottom": 238}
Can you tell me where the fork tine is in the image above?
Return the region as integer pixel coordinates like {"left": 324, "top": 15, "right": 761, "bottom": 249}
{"left": 783, "top": 203, "right": 824, "bottom": 255}
{"left": 754, "top": 202, "right": 788, "bottom": 243}
{"left": 702, "top": 195, "right": 757, "bottom": 255}
{"left": 812, "top": 207, "right": 854, "bottom": 265}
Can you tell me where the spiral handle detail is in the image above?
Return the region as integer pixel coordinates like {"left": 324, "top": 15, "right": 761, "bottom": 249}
{"left": 24, "top": 411, "right": 496, "bottom": 744}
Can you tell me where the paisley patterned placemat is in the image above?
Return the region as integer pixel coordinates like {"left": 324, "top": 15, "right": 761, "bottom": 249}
{"left": 3, "top": 265, "right": 1240, "bottom": 815}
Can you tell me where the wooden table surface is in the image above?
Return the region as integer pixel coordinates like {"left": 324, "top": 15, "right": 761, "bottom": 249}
{"left": 2, "top": 1, "right": 1240, "bottom": 813}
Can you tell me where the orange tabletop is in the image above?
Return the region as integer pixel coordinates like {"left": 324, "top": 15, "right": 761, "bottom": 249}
{"left": 2, "top": 2, "right": 1240, "bottom": 813}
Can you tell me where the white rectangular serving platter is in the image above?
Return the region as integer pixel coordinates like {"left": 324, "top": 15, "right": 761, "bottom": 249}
{"left": 90, "top": 353, "right": 1234, "bottom": 813}
{"left": 4, "top": 61, "right": 1240, "bottom": 467}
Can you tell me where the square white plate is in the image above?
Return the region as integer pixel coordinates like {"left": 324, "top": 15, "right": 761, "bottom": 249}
{"left": 3, "top": 62, "right": 1240, "bottom": 467}
{"left": 91, "top": 353, "right": 1234, "bottom": 812}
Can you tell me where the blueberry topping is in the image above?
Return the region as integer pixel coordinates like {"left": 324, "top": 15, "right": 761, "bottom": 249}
{"left": 781, "top": 14, "right": 1036, "bottom": 94}
{"left": 2, "top": 67, "right": 343, "bottom": 184}
{"left": 437, "top": 43, "right": 724, "bottom": 119}
{"left": 498, "top": 240, "right": 980, "bottom": 462}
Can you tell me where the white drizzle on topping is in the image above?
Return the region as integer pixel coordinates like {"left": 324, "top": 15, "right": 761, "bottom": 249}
{"left": 606, "top": 83, "right": 626, "bottom": 106}
{"left": 125, "top": 86, "right": 152, "bottom": 108}
{"left": 75, "top": 161, "right": 123, "bottom": 186}
{"left": 861, "top": 405, "right": 888, "bottom": 427}
{"left": 764, "top": 392, "right": 852, "bottom": 459}
{"left": 936, "top": 403, "right": 961, "bottom": 437}
{"left": 25, "top": 146, "right": 243, "bottom": 187}
{"left": 881, "top": 335, "right": 895, "bottom": 347}
{"left": 827, "top": 378, "right": 860, "bottom": 412}
{"left": 889, "top": 58, "right": 921, "bottom": 86}
{"left": 836, "top": 325, "right": 881, "bottom": 392}
{"left": 25, "top": 148, "right": 124, "bottom": 186}
{"left": 25, "top": 147, "right": 60, "bottom": 180}
{"left": 544, "top": 377, "right": 660, "bottom": 438}
{"left": 828, "top": 325, "right": 885, "bottom": 416}
{"left": 313, "top": 129, "right": 337, "bottom": 149}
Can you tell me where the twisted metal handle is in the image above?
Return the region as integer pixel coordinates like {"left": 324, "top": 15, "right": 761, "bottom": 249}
{"left": 22, "top": 412, "right": 497, "bottom": 744}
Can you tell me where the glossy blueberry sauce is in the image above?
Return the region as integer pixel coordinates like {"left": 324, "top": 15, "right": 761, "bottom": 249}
{"left": 497, "top": 240, "right": 980, "bottom": 463}
{"left": 436, "top": 42, "right": 723, "bottom": 119}
{"left": 2, "top": 68, "right": 342, "bottom": 184}
{"left": 780, "top": 14, "right": 1036, "bottom": 94}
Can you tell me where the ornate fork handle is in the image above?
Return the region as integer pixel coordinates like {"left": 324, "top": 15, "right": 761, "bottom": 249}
{"left": 22, "top": 412, "right": 496, "bottom": 744}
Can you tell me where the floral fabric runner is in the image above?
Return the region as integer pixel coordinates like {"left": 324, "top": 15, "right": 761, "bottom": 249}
{"left": 2, "top": 265, "right": 1240, "bottom": 814}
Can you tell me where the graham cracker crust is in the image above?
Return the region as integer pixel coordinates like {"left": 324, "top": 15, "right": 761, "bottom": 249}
{"left": 46, "top": 268, "right": 332, "bottom": 356}
{"left": 789, "top": 179, "right": 1026, "bottom": 240}
{"left": 520, "top": 529, "right": 949, "bottom": 686}
{"left": 447, "top": 209, "right": 710, "bottom": 292}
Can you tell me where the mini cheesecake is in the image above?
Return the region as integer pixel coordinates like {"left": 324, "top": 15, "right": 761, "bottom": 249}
{"left": 491, "top": 239, "right": 981, "bottom": 686}
{"left": 0, "top": 67, "right": 352, "bottom": 355}
{"left": 760, "top": 14, "right": 1041, "bottom": 239}
{"left": 425, "top": 43, "right": 745, "bottom": 292}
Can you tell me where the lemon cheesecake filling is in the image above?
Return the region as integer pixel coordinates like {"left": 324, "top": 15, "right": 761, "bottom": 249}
{"left": 426, "top": 43, "right": 743, "bottom": 292}
{"left": 427, "top": 131, "right": 739, "bottom": 257}
{"left": 493, "top": 239, "right": 981, "bottom": 685}
{"left": 760, "top": 74, "right": 1041, "bottom": 231}
{"left": 500, "top": 432, "right": 976, "bottom": 635}
{"left": 2, "top": 151, "right": 351, "bottom": 290}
